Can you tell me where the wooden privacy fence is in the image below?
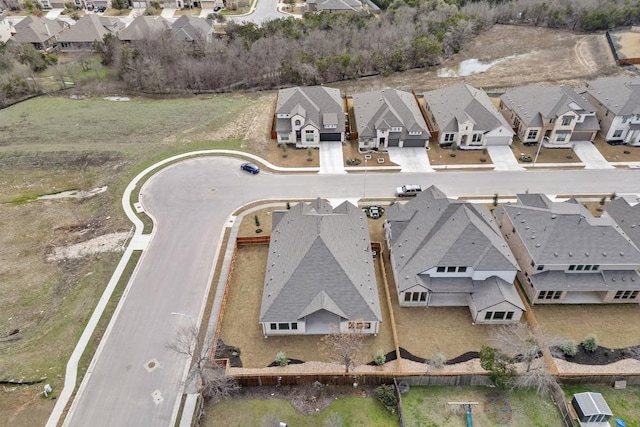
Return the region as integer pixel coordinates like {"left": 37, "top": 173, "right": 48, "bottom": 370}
{"left": 550, "top": 380, "right": 577, "bottom": 427}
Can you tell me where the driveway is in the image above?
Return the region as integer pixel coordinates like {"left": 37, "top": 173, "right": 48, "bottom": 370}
{"left": 486, "top": 146, "right": 525, "bottom": 171}
{"left": 45, "top": 8, "right": 64, "bottom": 18}
{"left": 388, "top": 147, "right": 434, "bottom": 172}
{"left": 572, "top": 141, "right": 615, "bottom": 169}
{"left": 160, "top": 8, "right": 176, "bottom": 18}
{"left": 319, "top": 141, "right": 346, "bottom": 174}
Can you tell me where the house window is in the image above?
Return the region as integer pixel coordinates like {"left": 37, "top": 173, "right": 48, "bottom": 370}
{"left": 412, "top": 292, "right": 420, "bottom": 302}
{"left": 305, "top": 130, "right": 314, "bottom": 142}
{"left": 485, "top": 312, "right": 492, "bottom": 320}
{"left": 556, "top": 133, "right": 568, "bottom": 142}
{"left": 444, "top": 133, "right": 455, "bottom": 142}
{"left": 512, "top": 227, "right": 516, "bottom": 233}
{"left": 537, "top": 265, "right": 544, "bottom": 271}
{"left": 437, "top": 266, "right": 445, "bottom": 272}
{"left": 562, "top": 116, "right": 572, "bottom": 126}
{"left": 614, "top": 291, "right": 638, "bottom": 300}
{"left": 472, "top": 133, "right": 482, "bottom": 143}
{"left": 531, "top": 261, "right": 535, "bottom": 267}
{"left": 419, "top": 292, "right": 427, "bottom": 302}
{"left": 592, "top": 265, "right": 599, "bottom": 270}
{"left": 514, "top": 118, "right": 520, "bottom": 128}
{"left": 270, "top": 323, "right": 277, "bottom": 330}
{"left": 576, "top": 265, "right": 583, "bottom": 271}
{"left": 278, "top": 323, "right": 290, "bottom": 330}
{"left": 280, "top": 134, "right": 289, "bottom": 141}
{"left": 295, "top": 119, "right": 301, "bottom": 126}
{"left": 506, "top": 312, "right": 514, "bottom": 320}
{"left": 613, "top": 130, "right": 623, "bottom": 138}
{"left": 527, "top": 130, "right": 538, "bottom": 140}
{"left": 404, "top": 293, "right": 411, "bottom": 302}
{"left": 349, "top": 321, "right": 371, "bottom": 329}
{"left": 447, "top": 266, "right": 456, "bottom": 272}
{"left": 622, "top": 116, "right": 628, "bottom": 123}
{"left": 458, "top": 267, "right": 467, "bottom": 272}
{"left": 568, "top": 265, "right": 575, "bottom": 271}
{"left": 632, "top": 291, "right": 639, "bottom": 299}
{"left": 584, "top": 265, "right": 592, "bottom": 271}
{"left": 539, "top": 291, "right": 561, "bottom": 300}
{"left": 291, "top": 323, "right": 298, "bottom": 330}
{"left": 493, "top": 312, "right": 506, "bottom": 320}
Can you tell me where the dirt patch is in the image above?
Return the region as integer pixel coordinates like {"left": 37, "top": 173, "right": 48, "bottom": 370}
{"left": 46, "top": 232, "right": 128, "bottom": 262}
{"left": 512, "top": 138, "right": 580, "bottom": 164}
{"left": 428, "top": 144, "right": 492, "bottom": 166}
{"left": 611, "top": 30, "right": 640, "bottom": 59}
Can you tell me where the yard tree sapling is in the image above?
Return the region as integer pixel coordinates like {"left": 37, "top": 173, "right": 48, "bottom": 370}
{"left": 479, "top": 345, "right": 514, "bottom": 390}
{"left": 320, "top": 322, "right": 365, "bottom": 373}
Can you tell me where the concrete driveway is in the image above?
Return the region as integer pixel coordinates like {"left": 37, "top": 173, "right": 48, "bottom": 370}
{"left": 388, "top": 147, "right": 434, "bottom": 172}
{"left": 45, "top": 8, "right": 64, "bottom": 18}
{"left": 319, "top": 141, "right": 346, "bottom": 174}
{"left": 573, "top": 141, "right": 615, "bottom": 169}
{"left": 487, "top": 146, "right": 525, "bottom": 171}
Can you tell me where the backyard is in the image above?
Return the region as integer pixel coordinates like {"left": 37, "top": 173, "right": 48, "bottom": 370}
{"left": 563, "top": 384, "right": 640, "bottom": 427}
{"left": 402, "top": 386, "right": 564, "bottom": 427}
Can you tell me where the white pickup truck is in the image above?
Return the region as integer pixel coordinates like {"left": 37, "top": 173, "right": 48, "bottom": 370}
{"left": 396, "top": 184, "right": 422, "bottom": 197}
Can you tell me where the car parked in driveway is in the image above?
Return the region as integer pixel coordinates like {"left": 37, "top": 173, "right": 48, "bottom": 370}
{"left": 213, "top": 6, "right": 222, "bottom": 11}
{"left": 396, "top": 184, "right": 422, "bottom": 197}
{"left": 240, "top": 162, "right": 260, "bottom": 174}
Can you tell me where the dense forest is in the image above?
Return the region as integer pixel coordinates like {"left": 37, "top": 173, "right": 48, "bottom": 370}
{"left": 1, "top": 0, "right": 639, "bottom": 103}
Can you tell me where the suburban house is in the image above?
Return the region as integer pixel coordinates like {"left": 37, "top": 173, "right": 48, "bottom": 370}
{"left": 118, "top": 16, "right": 171, "bottom": 43}
{"left": 306, "top": 0, "right": 363, "bottom": 13}
{"left": 499, "top": 84, "right": 600, "bottom": 147}
{"left": 581, "top": 76, "right": 640, "bottom": 146}
{"left": 259, "top": 199, "right": 382, "bottom": 336}
{"left": 495, "top": 194, "right": 640, "bottom": 305}
{"left": 384, "top": 186, "right": 524, "bottom": 324}
{"left": 604, "top": 197, "right": 640, "bottom": 249}
{"left": 352, "top": 88, "right": 430, "bottom": 151}
{"left": 422, "top": 83, "right": 515, "bottom": 149}
{"left": 0, "top": 15, "right": 14, "bottom": 43}
{"left": 57, "top": 14, "right": 123, "bottom": 51}
{"left": 9, "top": 16, "right": 66, "bottom": 50}
{"left": 274, "top": 86, "right": 345, "bottom": 147}
{"left": 170, "top": 15, "right": 214, "bottom": 47}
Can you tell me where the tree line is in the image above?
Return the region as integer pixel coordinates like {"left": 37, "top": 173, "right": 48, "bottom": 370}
{"left": 1, "top": 0, "right": 639, "bottom": 103}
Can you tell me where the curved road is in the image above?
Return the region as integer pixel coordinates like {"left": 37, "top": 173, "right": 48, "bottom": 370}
{"left": 64, "top": 157, "right": 640, "bottom": 426}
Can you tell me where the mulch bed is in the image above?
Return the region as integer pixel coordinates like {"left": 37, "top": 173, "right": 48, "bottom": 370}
{"left": 215, "top": 340, "right": 243, "bottom": 368}
{"left": 553, "top": 344, "right": 640, "bottom": 365}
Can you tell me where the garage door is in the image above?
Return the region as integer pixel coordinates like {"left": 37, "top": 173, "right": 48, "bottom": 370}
{"left": 485, "top": 136, "right": 512, "bottom": 146}
{"left": 402, "top": 139, "right": 425, "bottom": 148}
{"left": 320, "top": 133, "right": 341, "bottom": 141}
{"left": 570, "top": 132, "right": 593, "bottom": 142}
{"left": 388, "top": 138, "right": 400, "bottom": 147}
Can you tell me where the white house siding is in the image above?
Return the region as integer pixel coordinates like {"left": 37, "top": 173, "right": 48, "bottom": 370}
{"left": 471, "top": 301, "right": 523, "bottom": 324}
{"left": 429, "top": 293, "right": 469, "bottom": 306}
{"left": 298, "top": 124, "right": 319, "bottom": 147}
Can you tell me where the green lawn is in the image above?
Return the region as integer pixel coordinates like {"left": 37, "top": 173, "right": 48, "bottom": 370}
{"left": 401, "top": 386, "right": 564, "bottom": 427}
{"left": 563, "top": 384, "right": 640, "bottom": 427}
{"left": 202, "top": 396, "right": 399, "bottom": 427}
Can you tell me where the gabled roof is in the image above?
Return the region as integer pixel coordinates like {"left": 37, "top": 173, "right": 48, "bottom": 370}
{"left": 276, "top": 86, "right": 344, "bottom": 133}
{"left": 469, "top": 276, "right": 525, "bottom": 311}
{"left": 315, "top": 0, "right": 362, "bottom": 11}
{"left": 605, "top": 197, "right": 640, "bottom": 249}
{"left": 386, "top": 186, "right": 517, "bottom": 293}
{"left": 353, "top": 88, "right": 430, "bottom": 139}
{"left": 572, "top": 392, "right": 613, "bottom": 417}
{"left": 118, "top": 16, "right": 170, "bottom": 42}
{"left": 11, "top": 16, "right": 65, "bottom": 44}
{"left": 423, "top": 83, "right": 513, "bottom": 134}
{"left": 57, "top": 14, "right": 123, "bottom": 43}
{"left": 170, "top": 15, "right": 213, "bottom": 42}
{"left": 0, "top": 16, "right": 14, "bottom": 43}
{"left": 496, "top": 196, "right": 640, "bottom": 266}
{"left": 500, "top": 84, "right": 597, "bottom": 127}
{"left": 585, "top": 76, "right": 640, "bottom": 116}
{"left": 260, "top": 199, "right": 382, "bottom": 323}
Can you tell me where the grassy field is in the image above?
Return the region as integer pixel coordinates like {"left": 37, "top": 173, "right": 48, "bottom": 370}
{"left": 402, "top": 386, "right": 564, "bottom": 427}
{"left": 563, "top": 384, "right": 640, "bottom": 427}
{"left": 202, "top": 395, "right": 398, "bottom": 427}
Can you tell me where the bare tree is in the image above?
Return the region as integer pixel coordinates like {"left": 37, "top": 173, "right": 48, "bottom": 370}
{"left": 320, "top": 322, "right": 366, "bottom": 373}
{"left": 166, "top": 323, "right": 239, "bottom": 402}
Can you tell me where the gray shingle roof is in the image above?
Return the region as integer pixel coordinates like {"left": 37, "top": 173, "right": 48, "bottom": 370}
{"left": 469, "top": 276, "right": 525, "bottom": 311}
{"left": 423, "top": 83, "right": 513, "bottom": 134}
{"left": 386, "top": 186, "right": 518, "bottom": 294}
{"left": 352, "top": 88, "right": 430, "bottom": 139}
{"left": 530, "top": 270, "right": 640, "bottom": 291}
{"left": 170, "top": 15, "right": 213, "bottom": 42}
{"left": 585, "top": 76, "right": 640, "bottom": 116}
{"left": 260, "top": 199, "right": 382, "bottom": 323}
{"left": 500, "top": 84, "right": 597, "bottom": 127}
{"left": 118, "top": 16, "right": 170, "bottom": 42}
{"left": 573, "top": 392, "right": 613, "bottom": 417}
{"left": 276, "top": 86, "right": 344, "bottom": 134}
{"left": 11, "top": 16, "right": 65, "bottom": 44}
{"left": 499, "top": 198, "right": 640, "bottom": 266}
{"left": 57, "top": 14, "right": 122, "bottom": 43}
{"left": 605, "top": 197, "right": 640, "bottom": 249}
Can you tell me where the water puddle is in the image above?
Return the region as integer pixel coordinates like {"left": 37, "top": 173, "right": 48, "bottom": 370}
{"left": 437, "top": 55, "right": 516, "bottom": 77}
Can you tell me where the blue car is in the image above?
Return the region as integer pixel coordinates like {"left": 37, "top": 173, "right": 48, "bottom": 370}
{"left": 240, "top": 162, "right": 260, "bottom": 174}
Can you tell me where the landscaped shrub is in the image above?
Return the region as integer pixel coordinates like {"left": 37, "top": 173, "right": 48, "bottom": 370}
{"left": 375, "top": 384, "right": 398, "bottom": 413}
{"left": 430, "top": 352, "right": 446, "bottom": 369}
{"left": 275, "top": 351, "right": 289, "bottom": 367}
{"left": 582, "top": 335, "right": 598, "bottom": 352}
{"left": 346, "top": 158, "right": 361, "bottom": 166}
{"left": 373, "top": 349, "right": 386, "bottom": 366}
{"left": 559, "top": 340, "right": 578, "bottom": 357}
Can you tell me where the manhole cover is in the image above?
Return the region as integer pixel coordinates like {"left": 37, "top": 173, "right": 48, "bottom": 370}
{"left": 144, "top": 358, "right": 160, "bottom": 373}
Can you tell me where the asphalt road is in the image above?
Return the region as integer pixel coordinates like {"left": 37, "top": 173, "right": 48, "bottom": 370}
{"left": 65, "top": 156, "right": 640, "bottom": 426}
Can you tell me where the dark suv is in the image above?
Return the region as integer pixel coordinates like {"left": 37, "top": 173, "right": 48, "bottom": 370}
{"left": 240, "top": 162, "right": 260, "bottom": 174}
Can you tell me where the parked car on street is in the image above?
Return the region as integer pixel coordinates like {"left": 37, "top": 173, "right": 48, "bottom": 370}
{"left": 240, "top": 162, "right": 260, "bottom": 174}
{"left": 396, "top": 184, "right": 422, "bottom": 197}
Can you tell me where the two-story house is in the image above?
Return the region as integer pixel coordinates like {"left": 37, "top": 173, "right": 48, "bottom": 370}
{"left": 495, "top": 194, "right": 640, "bottom": 305}
{"left": 275, "top": 86, "right": 345, "bottom": 148}
{"left": 352, "top": 88, "right": 430, "bottom": 151}
{"left": 260, "top": 199, "right": 382, "bottom": 336}
{"left": 581, "top": 76, "right": 640, "bottom": 146}
{"left": 499, "top": 84, "right": 600, "bottom": 147}
{"left": 423, "top": 83, "right": 514, "bottom": 149}
{"left": 384, "top": 186, "right": 524, "bottom": 324}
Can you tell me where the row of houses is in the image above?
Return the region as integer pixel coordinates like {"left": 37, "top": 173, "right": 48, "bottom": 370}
{"left": 260, "top": 189, "right": 640, "bottom": 336}
{"left": 274, "top": 77, "right": 640, "bottom": 151}
{"left": 0, "top": 14, "right": 216, "bottom": 51}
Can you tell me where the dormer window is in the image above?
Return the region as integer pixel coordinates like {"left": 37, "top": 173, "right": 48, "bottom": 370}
{"left": 294, "top": 119, "right": 301, "bottom": 126}
{"left": 562, "top": 116, "right": 572, "bottom": 126}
